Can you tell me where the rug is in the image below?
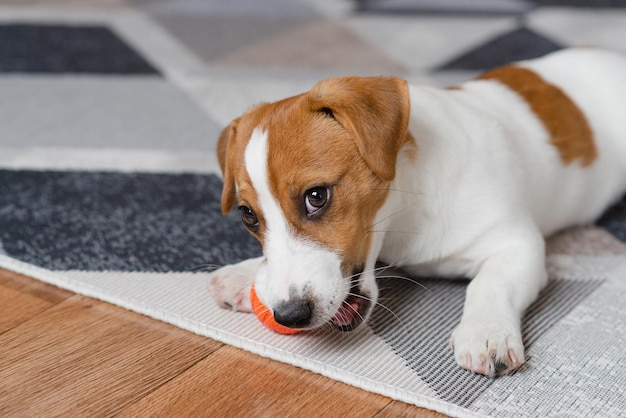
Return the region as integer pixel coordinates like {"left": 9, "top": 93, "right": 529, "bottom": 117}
{"left": 1, "top": 1, "right": 626, "bottom": 417}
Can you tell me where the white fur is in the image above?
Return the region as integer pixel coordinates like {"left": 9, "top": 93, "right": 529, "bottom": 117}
{"left": 209, "top": 48, "right": 626, "bottom": 377}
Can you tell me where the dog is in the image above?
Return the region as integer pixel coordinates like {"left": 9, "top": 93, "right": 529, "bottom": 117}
{"left": 207, "top": 48, "right": 626, "bottom": 377}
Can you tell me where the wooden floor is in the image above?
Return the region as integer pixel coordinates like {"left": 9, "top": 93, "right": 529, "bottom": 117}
{"left": 0, "top": 268, "right": 445, "bottom": 417}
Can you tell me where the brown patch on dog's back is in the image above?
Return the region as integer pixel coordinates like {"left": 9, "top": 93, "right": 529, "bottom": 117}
{"left": 480, "top": 66, "right": 597, "bottom": 166}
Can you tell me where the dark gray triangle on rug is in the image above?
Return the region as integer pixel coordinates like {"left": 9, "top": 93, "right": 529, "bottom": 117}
{"left": 356, "top": 0, "right": 626, "bottom": 13}
{"left": 0, "top": 24, "right": 159, "bottom": 74}
{"left": 0, "top": 170, "right": 260, "bottom": 272}
{"left": 355, "top": 0, "right": 534, "bottom": 14}
{"left": 437, "top": 27, "right": 564, "bottom": 71}
{"left": 532, "top": 0, "right": 626, "bottom": 6}
{"left": 597, "top": 196, "right": 626, "bottom": 242}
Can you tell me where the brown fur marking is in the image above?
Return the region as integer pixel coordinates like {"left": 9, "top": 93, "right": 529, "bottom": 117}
{"left": 479, "top": 66, "right": 597, "bottom": 166}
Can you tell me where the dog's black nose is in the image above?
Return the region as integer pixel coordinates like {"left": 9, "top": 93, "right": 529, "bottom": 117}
{"left": 273, "top": 299, "right": 312, "bottom": 329}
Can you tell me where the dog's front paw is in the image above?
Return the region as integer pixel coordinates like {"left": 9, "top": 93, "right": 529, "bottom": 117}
{"left": 207, "top": 263, "right": 257, "bottom": 313}
{"left": 450, "top": 317, "right": 524, "bottom": 377}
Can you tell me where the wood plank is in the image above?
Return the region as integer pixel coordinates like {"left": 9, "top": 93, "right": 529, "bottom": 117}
{"left": 0, "top": 268, "right": 72, "bottom": 304}
{"left": 0, "top": 295, "right": 221, "bottom": 417}
{"left": 0, "top": 285, "right": 54, "bottom": 333}
{"left": 0, "top": 268, "right": 73, "bottom": 334}
{"left": 119, "top": 345, "right": 392, "bottom": 417}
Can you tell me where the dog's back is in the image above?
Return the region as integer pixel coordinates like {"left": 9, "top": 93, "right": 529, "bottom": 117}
{"left": 458, "top": 48, "right": 626, "bottom": 236}
{"left": 519, "top": 48, "right": 626, "bottom": 231}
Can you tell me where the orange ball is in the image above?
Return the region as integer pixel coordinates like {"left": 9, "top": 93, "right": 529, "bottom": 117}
{"left": 250, "top": 283, "right": 302, "bottom": 335}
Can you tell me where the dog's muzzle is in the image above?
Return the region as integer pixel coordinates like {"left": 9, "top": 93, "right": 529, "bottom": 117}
{"left": 271, "top": 270, "right": 372, "bottom": 332}
{"left": 330, "top": 272, "right": 372, "bottom": 332}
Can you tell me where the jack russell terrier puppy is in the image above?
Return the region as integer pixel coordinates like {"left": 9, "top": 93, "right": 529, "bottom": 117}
{"left": 208, "top": 48, "right": 626, "bottom": 377}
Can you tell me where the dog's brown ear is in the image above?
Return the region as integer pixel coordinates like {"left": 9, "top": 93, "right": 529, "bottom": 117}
{"left": 309, "top": 76, "right": 410, "bottom": 181}
{"left": 217, "top": 118, "right": 239, "bottom": 214}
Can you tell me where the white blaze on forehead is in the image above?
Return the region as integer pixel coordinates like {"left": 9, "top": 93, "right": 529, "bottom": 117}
{"left": 244, "top": 128, "right": 290, "bottom": 238}
{"left": 243, "top": 127, "right": 343, "bottom": 307}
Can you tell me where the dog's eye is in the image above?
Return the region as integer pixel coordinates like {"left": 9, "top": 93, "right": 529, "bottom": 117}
{"left": 319, "top": 107, "right": 335, "bottom": 120}
{"left": 304, "top": 187, "right": 330, "bottom": 216}
{"left": 239, "top": 206, "right": 259, "bottom": 230}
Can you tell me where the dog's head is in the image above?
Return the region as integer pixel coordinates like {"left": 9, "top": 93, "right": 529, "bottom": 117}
{"left": 217, "top": 76, "right": 411, "bottom": 331}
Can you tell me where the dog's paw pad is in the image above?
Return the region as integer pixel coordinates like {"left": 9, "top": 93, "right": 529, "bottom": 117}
{"left": 207, "top": 269, "right": 253, "bottom": 313}
{"left": 451, "top": 319, "right": 524, "bottom": 377}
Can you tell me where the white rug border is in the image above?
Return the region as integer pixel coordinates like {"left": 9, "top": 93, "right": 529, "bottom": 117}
{"left": 0, "top": 255, "right": 485, "bottom": 418}
{"left": 0, "top": 146, "right": 219, "bottom": 174}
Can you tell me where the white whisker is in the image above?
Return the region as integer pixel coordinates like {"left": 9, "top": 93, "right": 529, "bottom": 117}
{"left": 346, "top": 291, "right": 409, "bottom": 335}
{"left": 190, "top": 263, "right": 225, "bottom": 272}
{"left": 376, "top": 275, "right": 432, "bottom": 293}
{"left": 368, "top": 230, "right": 424, "bottom": 235}
{"left": 367, "top": 202, "right": 421, "bottom": 231}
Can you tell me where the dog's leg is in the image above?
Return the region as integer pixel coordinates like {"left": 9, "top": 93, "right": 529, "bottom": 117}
{"left": 206, "top": 257, "right": 263, "bottom": 313}
{"left": 450, "top": 228, "right": 547, "bottom": 377}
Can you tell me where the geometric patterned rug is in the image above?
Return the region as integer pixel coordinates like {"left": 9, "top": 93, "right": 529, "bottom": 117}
{"left": 1, "top": 1, "right": 625, "bottom": 416}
